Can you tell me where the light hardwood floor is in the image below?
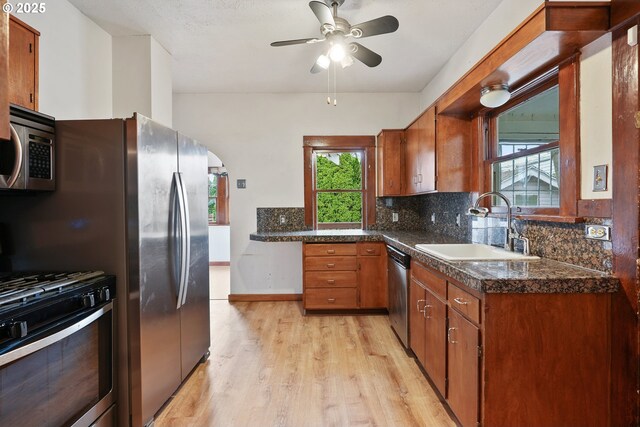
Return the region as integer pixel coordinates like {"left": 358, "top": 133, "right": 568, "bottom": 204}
{"left": 155, "top": 301, "right": 455, "bottom": 427}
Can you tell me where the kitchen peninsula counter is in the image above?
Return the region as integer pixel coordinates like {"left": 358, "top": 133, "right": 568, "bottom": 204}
{"left": 250, "top": 229, "right": 619, "bottom": 294}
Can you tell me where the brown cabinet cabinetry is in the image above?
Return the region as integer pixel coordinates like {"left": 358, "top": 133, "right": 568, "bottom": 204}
{"left": 436, "top": 114, "right": 472, "bottom": 192}
{"left": 404, "top": 107, "right": 436, "bottom": 195}
{"left": 376, "top": 129, "right": 404, "bottom": 196}
{"left": 0, "top": 3, "right": 9, "bottom": 140}
{"left": 8, "top": 15, "right": 38, "bottom": 111}
{"left": 409, "top": 260, "right": 610, "bottom": 427}
{"left": 303, "top": 242, "right": 387, "bottom": 311}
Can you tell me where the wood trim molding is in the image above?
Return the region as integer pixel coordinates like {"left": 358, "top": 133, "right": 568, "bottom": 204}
{"left": 577, "top": 199, "right": 612, "bottom": 218}
{"left": 228, "top": 294, "right": 303, "bottom": 302}
{"left": 303, "top": 135, "right": 375, "bottom": 148}
{"left": 209, "top": 261, "right": 230, "bottom": 266}
{"left": 611, "top": 0, "right": 640, "bottom": 29}
{"left": 558, "top": 57, "right": 580, "bottom": 218}
{"left": 0, "top": 2, "right": 9, "bottom": 141}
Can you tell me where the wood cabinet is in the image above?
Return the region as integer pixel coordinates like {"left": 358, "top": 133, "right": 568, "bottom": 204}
{"left": 0, "top": 2, "right": 9, "bottom": 140}
{"left": 436, "top": 114, "right": 472, "bottom": 192}
{"left": 8, "top": 15, "right": 38, "bottom": 111}
{"left": 303, "top": 242, "right": 387, "bottom": 311}
{"left": 376, "top": 129, "right": 404, "bottom": 196}
{"left": 409, "top": 259, "right": 611, "bottom": 427}
{"left": 404, "top": 107, "right": 436, "bottom": 195}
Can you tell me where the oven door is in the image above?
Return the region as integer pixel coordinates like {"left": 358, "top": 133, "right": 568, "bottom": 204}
{"left": 0, "top": 301, "right": 115, "bottom": 427}
{"left": 0, "top": 123, "right": 25, "bottom": 190}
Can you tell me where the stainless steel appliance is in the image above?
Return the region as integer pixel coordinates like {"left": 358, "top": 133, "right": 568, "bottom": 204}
{"left": 0, "top": 104, "right": 55, "bottom": 191}
{"left": 0, "top": 114, "right": 210, "bottom": 427}
{"left": 0, "top": 271, "right": 116, "bottom": 427}
{"left": 387, "top": 245, "right": 410, "bottom": 349}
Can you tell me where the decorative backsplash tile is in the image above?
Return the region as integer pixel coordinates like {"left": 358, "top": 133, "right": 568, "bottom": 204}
{"left": 256, "top": 208, "right": 310, "bottom": 232}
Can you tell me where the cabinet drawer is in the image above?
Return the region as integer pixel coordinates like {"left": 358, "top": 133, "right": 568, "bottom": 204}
{"left": 357, "top": 242, "right": 383, "bottom": 256}
{"left": 304, "top": 256, "right": 357, "bottom": 271}
{"left": 448, "top": 283, "right": 481, "bottom": 324}
{"left": 305, "top": 288, "right": 358, "bottom": 309}
{"left": 305, "top": 243, "right": 357, "bottom": 257}
{"left": 411, "top": 261, "right": 446, "bottom": 300}
{"left": 305, "top": 271, "right": 357, "bottom": 288}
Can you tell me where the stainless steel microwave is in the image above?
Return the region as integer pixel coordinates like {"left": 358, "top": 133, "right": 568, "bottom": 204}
{"left": 0, "top": 104, "right": 55, "bottom": 191}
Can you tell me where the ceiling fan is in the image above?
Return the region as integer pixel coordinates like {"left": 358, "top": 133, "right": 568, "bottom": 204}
{"left": 270, "top": 0, "right": 399, "bottom": 74}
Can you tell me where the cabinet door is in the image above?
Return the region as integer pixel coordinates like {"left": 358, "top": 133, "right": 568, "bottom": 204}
{"left": 0, "top": 2, "right": 8, "bottom": 140}
{"left": 409, "top": 279, "right": 426, "bottom": 366}
{"left": 358, "top": 252, "right": 387, "bottom": 309}
{"left": 416, "top": 107, "right": 436, "bottom": 193}
{"left": 424, "top": 289, "right": 447, "bottom": 397}
{"left": 377, "top": 130, "right": 403, "bottom": 196}
{"left": 404, "top": 122, "right": 419, "bottom": 195}
{"left": 447, "top": 308, "right": 480, "bottom": 427}
{"left": 436, "top": 114, "right": 472, "bottom": 192}
{"left": 8, "top": 16, "right": 37, "bottom": 110}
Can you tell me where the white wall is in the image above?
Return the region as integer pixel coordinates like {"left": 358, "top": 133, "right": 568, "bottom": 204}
{"left": 209, "top": 226, "right": 230, "bottom": 263}
{"left": 150, "top": 37, "right": 172, "bottom": 127}
{"left": 174, "top": 92, "right": 420, "bottom": 294}
{"left": 17, "top": 0, "right": 112, "bottom": 119}
{"left": 580, "top": 34, "right": 612, "bottom": 199}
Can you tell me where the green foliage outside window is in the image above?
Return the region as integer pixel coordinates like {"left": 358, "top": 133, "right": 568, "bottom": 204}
{"left": 208, "top": 173, "right": 217, "bottom": 223}
{"left": 315, "top": 153, "right": 363, "bottom": 224}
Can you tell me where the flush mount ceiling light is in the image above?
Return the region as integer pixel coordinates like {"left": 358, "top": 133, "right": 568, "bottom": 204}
{"left": 480, "top": 84, "right": 511, "bottom": 108}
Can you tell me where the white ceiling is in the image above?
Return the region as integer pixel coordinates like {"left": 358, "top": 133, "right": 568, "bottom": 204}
{"left": 68, "top": 0, "right": 503, "bottom": 94}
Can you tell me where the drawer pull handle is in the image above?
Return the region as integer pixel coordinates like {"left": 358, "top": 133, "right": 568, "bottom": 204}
{"left": 424, "top": 304, "right": 433, "bottom": 319}
{"left": 366, "top": 249, "right": 375, "bottom": 254}
{"left": 327, "top": 279, "right": 336, "bottom": 284}
{"left": 327, "top": 298, "right": 336, "bottom": 303}
{"left": 448, "top": 327, "right": 457, "bottom": 344}
{"left": 416, "top": 299, "right": 426, "bottom": 311}
{"left": 327, "top": 263, "right": 335, "bottom": 268}
{"left": 327, "top": 249, "right": 335, "bottom": 254}
{"left": 453, "top": 297, "right": 468, "bottom": 305}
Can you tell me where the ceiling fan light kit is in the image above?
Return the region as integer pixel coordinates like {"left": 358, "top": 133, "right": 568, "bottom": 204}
{"left": 480, "top": 84, "right": 511, "bottom": 108}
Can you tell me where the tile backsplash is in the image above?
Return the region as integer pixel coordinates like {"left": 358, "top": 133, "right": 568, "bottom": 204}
{"left": 256, "top": 208, "right": 310, "bottom": 232}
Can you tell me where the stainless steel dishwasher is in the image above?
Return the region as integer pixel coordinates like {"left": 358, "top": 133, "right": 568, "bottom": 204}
{"left": 387, "top": 245, "right": 410, "bottom": 349}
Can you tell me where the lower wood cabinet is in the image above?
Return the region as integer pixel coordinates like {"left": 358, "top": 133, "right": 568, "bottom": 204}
{"left": 410, "top": 260, "right": 611, "bottom": 427}
{"left": 303, "top": 242, "right": 387, "bottom": 311}
{"left": 0, "top": 3, "right": 9, "bottom": 141}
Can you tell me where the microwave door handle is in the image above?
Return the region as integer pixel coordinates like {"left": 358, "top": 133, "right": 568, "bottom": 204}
{"left": 0, "top": 302, "right": 112, "bottom": 367}
{"left": 6, "top": 125, "right": 23, "bottom": 188}
{"left": 178, "top": 173, "right": 191, "bottom": 306}
{"left": 174, "top": 172, "right": 188, "bottom": 309}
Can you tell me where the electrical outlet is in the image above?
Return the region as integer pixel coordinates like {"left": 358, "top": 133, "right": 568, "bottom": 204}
{"left": 430, "top": 213, "right": 436, "bottom": 224}
{"left": 456, "top": 213, "right": 461, "bottom": 227}
{"left": 279, "top": 215, "right": 286, "bottom": 225}
{"left": 585, "top": 225, "right": 611, "bottom": 241}
{"left": 392, "top": 212, "right": 399, "bottom": 223}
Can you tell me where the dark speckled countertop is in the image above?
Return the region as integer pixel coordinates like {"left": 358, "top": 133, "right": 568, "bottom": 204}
{"left": 249, "top": 229, "right": 619, "bottom": 294}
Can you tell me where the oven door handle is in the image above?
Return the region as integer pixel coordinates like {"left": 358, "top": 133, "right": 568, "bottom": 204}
{"left": 1, "top": 124, "right": 23, "bottom": 188}
{"left": 0, "top": 301, "right": 113, "bottom": 367}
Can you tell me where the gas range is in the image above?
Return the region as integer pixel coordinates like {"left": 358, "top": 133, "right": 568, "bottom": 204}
{"left": 0, "top": 271, "right": 115, "bottom": 351}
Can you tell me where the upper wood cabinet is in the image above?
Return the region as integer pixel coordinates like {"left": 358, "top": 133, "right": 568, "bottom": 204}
{"left": 436, "top": 114, "right": 473, "bottom": 192}
{"left": 0, "top": 2, "right": 9, "bottom": 140}
{"left": 376, "top": 129, "right": 404, "bottom": 197}
{"left": 8, "top": 15, "right": 39, "bottom": 111}
{"left": 404, "top": 106, "right": 436, "bottom": 195}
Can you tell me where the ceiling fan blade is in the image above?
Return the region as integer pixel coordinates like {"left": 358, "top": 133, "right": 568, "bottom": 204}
{"left": 270, "top": 38, "right": 323, "bottom": 47}
{"left": 309, "top": 1, "right": 336, "bottom": 27}
{"left": 350, "top": 15, "right": 399, "bottom": 38}
{"left": 349, "top": 43, "right": 382, "bottom": 67}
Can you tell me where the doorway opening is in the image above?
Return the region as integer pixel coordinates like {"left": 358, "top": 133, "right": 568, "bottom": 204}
{"left": 207, "top": 151, "right": 230, "bottom": 300}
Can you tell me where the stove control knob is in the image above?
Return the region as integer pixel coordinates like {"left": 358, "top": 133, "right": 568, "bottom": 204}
{"left": 81, "top": 293, "right": 96, "bottom": 308}
{"left": 9, "top": 321, "right": 27, "bottom": 339}
{"left": 97, "top": 287, "right": 111, "bottom": 303}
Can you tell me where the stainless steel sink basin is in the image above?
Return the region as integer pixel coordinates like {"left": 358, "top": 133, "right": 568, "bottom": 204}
{"left": 414, "top": 243, "right": 539, "bottom": 261}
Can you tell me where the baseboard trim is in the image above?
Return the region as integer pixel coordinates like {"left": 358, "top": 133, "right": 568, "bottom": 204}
{"left": 209, "top": 261, "right": 230, "bottom": 266}
{"left": 228, "top": 293, "right": 303, "bottom": 302}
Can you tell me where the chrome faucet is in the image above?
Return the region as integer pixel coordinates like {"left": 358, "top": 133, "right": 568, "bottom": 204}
{"left": 467, "top": 191, "right": 529, "bottom": 254}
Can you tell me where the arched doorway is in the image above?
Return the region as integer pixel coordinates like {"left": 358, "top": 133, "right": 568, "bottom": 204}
{"left": 207, "top": 151, "right": 230, "bottom": 300}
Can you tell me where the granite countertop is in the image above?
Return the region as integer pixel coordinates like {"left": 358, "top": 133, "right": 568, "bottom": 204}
{"left": 249, "top": 229, "right": 620, "bottom": 294}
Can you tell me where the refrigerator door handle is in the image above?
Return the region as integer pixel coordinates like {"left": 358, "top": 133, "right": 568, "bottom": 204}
{"left": 178, "top": 172, "right": 192, "bottom": 306}
{"left": 174, "top": 172, "right": 188, "bottom": 309}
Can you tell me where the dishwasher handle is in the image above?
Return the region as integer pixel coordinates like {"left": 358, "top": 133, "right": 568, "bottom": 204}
{"left": 386, "top": 245, "right": 411, "bottom": 268}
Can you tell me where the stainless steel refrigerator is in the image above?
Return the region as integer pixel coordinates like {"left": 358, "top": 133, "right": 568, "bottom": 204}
{"left": 0, "top": 114, "right": 210, "bottom": 427}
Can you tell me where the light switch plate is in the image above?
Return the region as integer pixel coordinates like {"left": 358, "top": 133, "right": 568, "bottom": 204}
{"left": 237, "top": 179, "right": 246, "bottom": 189}
{"left": 592, "top": 165, "right": 607, "bottom": 192}
{"left": 585, "top": 224, "right": 611, "bottom": 241}
{"left": 392, "top": 212, "right": 399, "bottom": 222}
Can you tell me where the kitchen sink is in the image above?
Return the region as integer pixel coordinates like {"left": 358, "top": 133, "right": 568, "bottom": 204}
{"left": 414, "top": 243, "right": 540, "bottom": 261}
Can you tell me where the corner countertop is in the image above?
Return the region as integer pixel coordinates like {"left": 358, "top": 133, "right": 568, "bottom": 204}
{"left": 249, "top": 229, "right": 619, "bottom": 294}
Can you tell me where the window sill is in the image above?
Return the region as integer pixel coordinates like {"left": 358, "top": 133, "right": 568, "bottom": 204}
{"left": 208, "top": 223, "right": 230, "bottom": 227}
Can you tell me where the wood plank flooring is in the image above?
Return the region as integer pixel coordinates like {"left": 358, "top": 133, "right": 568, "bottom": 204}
{"left": 155, "top": 301, "right": 455, "bottom": 427}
